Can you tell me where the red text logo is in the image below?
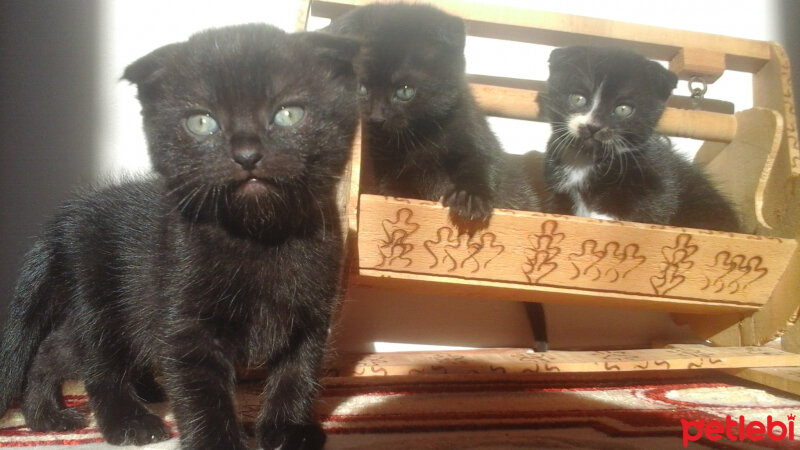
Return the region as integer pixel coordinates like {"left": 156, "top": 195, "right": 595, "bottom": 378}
{"left": 682, "top": 414, "right": 795, "bottom": 446}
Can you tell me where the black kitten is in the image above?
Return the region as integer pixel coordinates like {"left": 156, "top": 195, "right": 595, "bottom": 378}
{"left": 327, "top": 4, "right": 547, "bottom": 352}
{"left": 0, "top": 24, "right": 359, "bottom": 450}
{"left": 326, "top": 3, "right": 541, "bottom": 224}
{"left": 540, "top": 45, "right": 740, "bottom": 232}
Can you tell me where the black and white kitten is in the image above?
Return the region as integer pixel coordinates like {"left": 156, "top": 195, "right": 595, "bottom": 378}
{"left": 326, "top": 3, "right": 541, "bottom": 223}
{"left": 327, "top": 3, "right": 548, "bottom": 351}
{"left": 0, "top": 24, "right": 359, "bottom": 450}
{"left": 540, "top": 45, "right": 740, "bottom": 232}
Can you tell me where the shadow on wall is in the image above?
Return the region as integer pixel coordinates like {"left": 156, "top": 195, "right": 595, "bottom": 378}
{"left": 0, "top": 1, "right": 100, "bottom": 326}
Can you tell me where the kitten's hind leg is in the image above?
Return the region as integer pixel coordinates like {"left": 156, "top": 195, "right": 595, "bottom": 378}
{"left": 525, "top": 302, "right": 549, "bottom": 352}
{"left": 21, "top": 328, "right": 86, "bottom": 431}
{"left": 84, "top": 375, "right": 169, "bottom": 446}
{"left": 80, "top": 340, "right": 168, "bottom": 445}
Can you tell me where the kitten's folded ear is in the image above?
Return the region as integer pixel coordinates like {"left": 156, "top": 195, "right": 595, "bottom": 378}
{"left": 548, "top": 46, "right": 585, "bottom": 69}
{"left": 647, "top": 60, "right": 679, "bottom": 100}
{"left": 122, "top": 42, "right": 183, "bottom": 88}
{"left": 298, "top": 32, "right": 362, "bottom": 63}
{"left": 436, "top": 14, "right": 466, "bottom": 53}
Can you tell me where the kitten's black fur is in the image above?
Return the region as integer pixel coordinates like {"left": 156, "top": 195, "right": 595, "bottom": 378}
{"left": 326, "top": 3, "right": 541, "bottom": 223}
{"left": 540, "top": 45, "right": 740, "bottom": 232}
{"left": 0, "top": 24, "right": 359, "bottom": 450}
{"left": 327, "top": 4, "right": 547, "bottom": 351}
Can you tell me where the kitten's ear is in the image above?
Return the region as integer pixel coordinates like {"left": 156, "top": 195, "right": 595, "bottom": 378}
{"left": 298, "top": 32, "right": 362, "bottom": 64}
{"left": 647, "top": 60, "right": 679, "bottom": 100}
{"left": 122, "top": 42, "right": 182, "bottom": 88}
{"left": 548, "top": 46, "right": 585, "bottom": 69}
{"left": 436, "top": 15, "right": 466, "bottom": 53}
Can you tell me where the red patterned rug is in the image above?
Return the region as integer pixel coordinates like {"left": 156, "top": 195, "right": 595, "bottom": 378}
{"left": 1, "top": 373, "right": 799, "bottom": 449}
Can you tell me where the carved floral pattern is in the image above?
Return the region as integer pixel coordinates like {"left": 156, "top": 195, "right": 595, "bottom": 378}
{"left": 569, "top": 240, "right": 646, "bottom": 282}
{"left": 424, "top": 228, "right": 505, "bottom": 273}
{"left": 522, "top": 220, "right": 564, "bottom": 284}
{"left": 702, "top": 251, "right": 769, "bottom": 294}
{"left": 650, "top": 234, "right": 698, "bottom": 296}
{"left": 376, "top": 208, "right": 419, "bottom": 268}
{"left": 366, "top": 206, "right": 778, "bottom": 301}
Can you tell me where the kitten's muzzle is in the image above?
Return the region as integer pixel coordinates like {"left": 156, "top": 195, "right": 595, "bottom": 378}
{"left": 578, "top": 124, "right": 613, "bottom": 143}
{"left": 578, "top": 123, "right": 601, "bottom": 139}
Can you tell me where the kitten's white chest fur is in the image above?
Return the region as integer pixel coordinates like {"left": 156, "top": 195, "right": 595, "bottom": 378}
{"left": 556, "top": 163, "right": 619, "bottom": 221}
{"left": 556, "top": 164, "right": 591, "bottom": 192}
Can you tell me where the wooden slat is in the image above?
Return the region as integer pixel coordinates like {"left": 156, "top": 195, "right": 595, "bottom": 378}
{"left": 465, "top": 74, "right": 736, "bottom": 115}
{"left": 669, "top": 48, "right": 726, "bottom": 82}
{"left": 754, "top": 44, "right": 800, "bottom": 236}
{"left": 294, "top": 0, "right": 312, "bottom": 31}
{"left": 659, "top": 108, "right": 737, "bottom": 143}
{"left": 723, "top": 367, "right": 800, "bottom": 397}
{"left": 705, "top": 108, "right": 784, "bottom": 233}
{"left": 669, "top": 343, "right": 800, "bottom": 397}
{"left": 357, "top": 194, "right": 796, "bottom": 308}
{"left": 311, "top": 0, "right": 771, "bottom": 72}
{"left": 323, "top": 346, "right": 800, "bottom": 377}
{"left": 782, "top": 321, "right": 800, "bottom": 353}
{"left": 676, "top": 247, "right": 800, "bottom": 346}
{"left": 470, "top": 83, "right": 737, "bottom": 142}
{"left": 354, "top": 269, "right": 755, "bottom": 314}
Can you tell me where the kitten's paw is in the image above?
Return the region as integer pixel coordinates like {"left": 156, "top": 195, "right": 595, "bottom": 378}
{"left": 99, "top": 413, "right": 169, "bottom": 446}
{"left": 442, "top": 187, "right": 493, "bottom": 224}
{"left": 24, "top": 407, "right": 86, "bottom": 432}
{"left": 259, "top": 422, "right": 326, "bottom": 450}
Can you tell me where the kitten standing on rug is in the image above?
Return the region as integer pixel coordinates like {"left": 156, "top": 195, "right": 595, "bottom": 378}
{"left": 326, "top": 3, "right": 549, "bottom": 352}
{"left": 0, "top": 24, "right": 359, "bottom": 450}
{"left": 540, "top": 45, "right": 741, "bottom": 232}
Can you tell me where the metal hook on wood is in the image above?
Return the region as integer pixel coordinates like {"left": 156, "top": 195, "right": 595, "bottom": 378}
{"left": 689, "top": 76, "right": 708, "bottom": 109}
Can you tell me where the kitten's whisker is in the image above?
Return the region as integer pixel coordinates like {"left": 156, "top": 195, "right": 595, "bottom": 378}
{"left": 176, "top": 185, "right": 203, "bottom": 214}
{"left": 212, "top": 186, "right": 222, "bottom": 222}
{"left": 548, "top": 128, "right": 575, "bottom": 162}
{"left": 193, "top": 186, "right": 213, "bottom": 224}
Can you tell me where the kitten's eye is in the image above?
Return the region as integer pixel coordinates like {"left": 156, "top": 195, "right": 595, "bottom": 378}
{"left": 358, "top": 84, "right": 368, "bottom": 97}
{"left": 394, "top": 85, "right": 416, "bottom": 101}
{"left": 613, "top": 104, "right": 635, "bottom": 118}
{"left": 185, "top": 114, "right": 219, "bottom": 136}
{"left": 568, "top": 94, "right": 587, "bottom": 108}
{"left": 273, "top": 106, "right": 305, "bottom": 127}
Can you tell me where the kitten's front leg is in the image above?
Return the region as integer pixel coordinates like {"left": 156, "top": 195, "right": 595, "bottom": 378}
{"left": 257, "top": 325, "right": 328, "bottom": 450}
{"left": 545, "top": 191, "right": 575, "bottom": 215}
{"left": 162, "top": 329, "right": 247, "bottom": 450}
{"left": 442, "top": 154, "right": 496, "bottom": 225}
